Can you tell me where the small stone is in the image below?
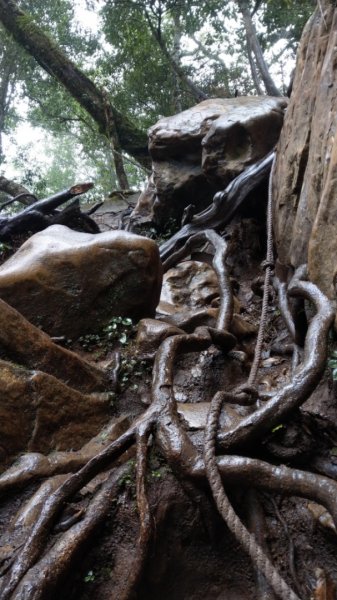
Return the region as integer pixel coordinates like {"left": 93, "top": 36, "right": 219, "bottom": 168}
{"left": 136, "top": 318, "right": 184, "bottom": 359}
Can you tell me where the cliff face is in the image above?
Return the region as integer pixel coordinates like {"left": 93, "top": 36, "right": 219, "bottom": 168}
{"left": 273, "top": 0, "right": 337, "bottom": 300}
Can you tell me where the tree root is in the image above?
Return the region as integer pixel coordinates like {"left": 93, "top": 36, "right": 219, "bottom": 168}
{"left": 10, "top": 464, "right": 129, "bottom": 600}
{"left": 123, "top": 424, "right": 153, "bottom": 598}
{"left": 0, "top": 416, "right": 131, "bottom": 493}
{"left": 268, "top": 495, "right": 303, "bottom": 597}
{"left": 218, "top": 268, "right": 335, "bottom": 450}
{"left": 159, "top": 152, "right": 274, "bottom": 262}
{"left": 204, "top": 389, "right": 301, "bottom": 600}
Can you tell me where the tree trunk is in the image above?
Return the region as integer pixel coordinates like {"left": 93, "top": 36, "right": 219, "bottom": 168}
{"left": 245, "top": 32, "right": 264, "bottom": 94}
{"left": 0, "top": 0, "right": 150, "bottom": 168}
{"left": 144, "top": 9, "right": 208, "bottom": 104}
{"left": 0, "top": 175, "right": 33, "bottom": 203}
{"left": 172, "top": 12, "right": 183, "bottom": 113}
{"left": 0, "top": 43, "right": 17, "bottom": 162}
{"left": 237, "top": 0, "right": 281, "bottom": 97}
{"left": 102, "top": 91, "right": 130, "bottom": 190}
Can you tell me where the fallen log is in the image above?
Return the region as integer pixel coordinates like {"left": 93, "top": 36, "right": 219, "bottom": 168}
{"left": 0, "top": 182, "right": 99, "bottom": 240}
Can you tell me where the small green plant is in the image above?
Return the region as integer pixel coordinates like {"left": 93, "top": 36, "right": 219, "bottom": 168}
{"left": 84, "top": 570, "right": 95, "bottom": 583}
{"left": 104, "top": 316, "right": 133, "bottom": 344}
{"left": 77, "top": 317, "right": 135, "bottom": 353}
{"left": 328, "top": 349, "right": 337, "bottom": 380}
{"left": 118, "top": 357, "right": 151, "bottom": 390}
{"left": 119, "top": 459, "right": 136, "bottom": 498}
{"left": 0, "top": 241, "right": 12, "bottom": 260}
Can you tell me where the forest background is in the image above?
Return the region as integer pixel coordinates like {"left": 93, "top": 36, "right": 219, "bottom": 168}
{"left": 0, "top": 0, "right": 314, "bottom": 202}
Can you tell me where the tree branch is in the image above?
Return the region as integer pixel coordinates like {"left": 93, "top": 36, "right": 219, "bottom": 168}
{"left": 0, "top": 0, "right": 150, "bottom": 168}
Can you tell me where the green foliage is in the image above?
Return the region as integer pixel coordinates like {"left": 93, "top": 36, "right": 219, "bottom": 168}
{"left": 77, "top": 316, "right": 135, "bottom": 352}
{"left": 1, "top": 0, "right": 316, "bottom": 191}
{"left": 83, "top": 570, "right": 95, "bottom": 583}
{"left": 328, "top": 350, "right": 337, "bottom": 381}
{"left": 118, "top": 357, "right": 151, "bottom": 391}
{"left": 259, "top": 0, "right": 315, "bottom": 46}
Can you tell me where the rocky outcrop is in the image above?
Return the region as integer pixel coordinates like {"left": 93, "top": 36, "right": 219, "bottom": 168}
{"left": 0, "top": 298, "right": 108, "bottom": 393}
{"left": 133, "top": 96, "right": 287, "bottom": 227}
{"left": 0, "top": 359, "right": 110, "bottom": 466}
{"left": 0, "top": 225, "right": 162, "bottom": 338}
{"left": 273, "top": 1, "right": 337, "bottom": 300}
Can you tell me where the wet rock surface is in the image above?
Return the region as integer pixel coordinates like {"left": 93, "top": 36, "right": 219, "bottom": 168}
{"left": 0, "top": 359, "right": 110, "bottom": 466}
{"left": 161, "top": 260, "right": 220, "bottom": 309}
{"left": 0, "top": 225, "right": 162, "bottom": 337}
{"left": 133, "top": 96, "right": 287, "bottom": 226}
{"left": 273, "top": 0, "right": 337, "bottom": 300}
{"left": 0, "top": 297, "right": 108, "bottom": 393}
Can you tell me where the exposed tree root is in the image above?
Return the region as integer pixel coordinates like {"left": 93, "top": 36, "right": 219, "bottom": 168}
{"left": 0, "top": 416, "right": 131, "bottom": 493}
{"left": 217, "top": 269, "right": 334, "bottom": 451}
{"left": 0, "top": 183, "right": 98, "bottom": 241}
{"left": 268, "top": 495, "right": 302, "bottom": 598}
{"left": 246, "top": 490, "right": 276, "bottom": 600}
{"left": 124, "top": 425, "right": 153, "bottom": 598}
{"left": 159, "top": 152, "right": 274, "bottom": 262}
{"left": 10, "top": 464, "right": 129, "bottom": 600}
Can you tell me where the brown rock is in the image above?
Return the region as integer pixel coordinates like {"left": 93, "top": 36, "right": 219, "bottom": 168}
{"left": 132, "top": 96, "right": 287, "bottom": 226}
{"left": 0, "top": 298, "right": 108, "bottom": 393}
{"left": 0, "top": 225, "right": 162, "bottom": 337}
{"left": 0, "top": 360, "right": 110, "bottom": 467}
{"left": 273, "top": 1, "right": 337, "bottom": 299}
{"left": 136, "top": 318, "right": 185, "bottom": 358}
{"left": 161, "top": 260, "right": 220, "bottom": 309}
{"left": 201, "top": 97, "right": 286, "bottom": 185}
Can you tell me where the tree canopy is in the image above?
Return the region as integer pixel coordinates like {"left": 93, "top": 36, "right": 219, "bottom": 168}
{"left": 0, "top": 0, "right": 315, "bottom": 197}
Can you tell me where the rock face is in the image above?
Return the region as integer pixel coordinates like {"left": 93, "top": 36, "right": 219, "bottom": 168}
{"left": 0, "top": 360, "right": 110, "bottom": 466}
{"left": 133, "top": 96, "right": 287, "bottom": 227}
{"left": 0, "top": 298, "right": 108, "bottom": 393}
{"left": 273, "top": 1, "right": 337, "bottom": 299}
{"left": 0, "top": 225, "right": 162, "bottom": 337}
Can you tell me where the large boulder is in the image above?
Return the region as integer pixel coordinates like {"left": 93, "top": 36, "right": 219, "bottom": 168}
{"left": 273, "top": 1, "right": 337, "bottom": 300}
{"left": 0, "top": 225, "right": 162, "bottom": 337}
{"left": 132, "top": 96, "right": 287, "bottom": 227}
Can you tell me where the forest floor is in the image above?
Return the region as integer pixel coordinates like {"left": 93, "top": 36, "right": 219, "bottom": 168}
{"left": 1, "top": 196, "right": 337, "bottom": 599}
